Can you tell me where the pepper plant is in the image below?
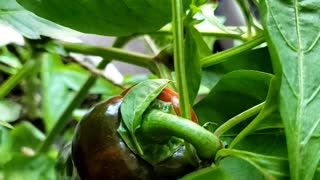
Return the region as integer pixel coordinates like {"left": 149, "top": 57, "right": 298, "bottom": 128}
{"left": 0, "top": 0, "right": 319, "bottom": 179}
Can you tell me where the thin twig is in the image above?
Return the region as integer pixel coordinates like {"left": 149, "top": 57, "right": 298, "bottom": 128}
{"left": 66, "top": 56, "right": 125, "bottom": 89}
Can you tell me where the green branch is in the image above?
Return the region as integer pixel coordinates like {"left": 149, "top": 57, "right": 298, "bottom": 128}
{"left": 0, "top": 61, "right": 36, "bottom": 99}
{"left": 62, "top": 42, "right": 157, "bottom": 72}
{"left": 155, "top": 26, "right": 248, "bottom": 41}
{"left": 214, "top": 102, "right": 265, "bottom": 137}
{"left": 201, "top": 35, "right": 265, "bottom": 67}
{"left": 171, "top": 0, "right": 190, "bottom": 120}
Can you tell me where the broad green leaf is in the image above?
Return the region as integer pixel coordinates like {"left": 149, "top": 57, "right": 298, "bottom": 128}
{"left": 220, "top": 157, "right": 265, "bottom": 180}
{"left": 217, "top": 149, "right": 289, "bottom": 180}
{"left": 314, "top": 167, "right": 320, "bottom": 180}
{"left": 41, "top": 53, "right": 74, "bottom": 132}
{"left": 3, "top": 154, "right": 55, "bottom": 180}
{"left": 231, "top": 133, "right": 287, "bottom": 158}
{"left": 10, "top": 122, "right": 45, "bottom": 153}
{"left": 0, "top": 127, "right": 11, "bottom": 166}
{"left": 200, "top": 47, "right": 273, "bottom": 94}
{"left": 181, "top": 166, "right": 232, "bottom": 180}
{"left": 120, "top": 79, "right": 169, "bottom": 153}
{"left": 0, "top": 122, "right": 44, "bottom": 166}
{"left": 17, "top": 0, "right": 202, "bottom": 36}
{"left": 0, "top": 0, "right": 79, "bottom": 39}
{"left": 122, "top": 74, "right": 158, "bottom": 86}
{"left": 195, "top": 70, "right": 272, "bottom": 126}
{"left": 261, "top": 1, "right": 320, "bottom": 179}
{"left": 0, "top": 99, "right": 21, "bottom": 122}
{"left": 229, "top": 78, "right": 283, "bottom": 147}
{"left": 57, "top": 64, "right": 122, "bottom": 95}
{"left": 184, "top": 25, "right": 211, "bottom": 104}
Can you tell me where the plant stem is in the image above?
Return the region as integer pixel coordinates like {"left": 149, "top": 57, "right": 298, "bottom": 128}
{"left": 39, "top": 64, "right": 105, "bottom": 153}
{"left": 172, "top": 0, "right": 191, "bottom": 120}
{"left": 0, "top": 61, "right": 36, "bottom": 99}
{"left": 236, "top": 0, "right": 254, "bottom": 38}
{"left": 201, "top": 35, "right": 265, "bottom": 67}
{"left": 142, "top": 109, "right": 222, "bottom": 160}
{"left": 62, "top": 42, "right": 157, "bottom": 72}
{"left": 39, "top": 38, "right": 128, "bottom": 152}
{"left": 0, "top": 64, "right": 16, "bottom": 75}
{"left": 214, "top": 102, "right": 265, "bottom": 137}
{"left": 155, "top": 26, "right": 247, "bottom": 41}
{"left": 229, "top": 103, "right": 277, "bottom": 149}
{"left": 67, "top": 56, "right": 124, "bottom": 89}
{"left": 21, "top": 60, "right": 41, "bottom": 120}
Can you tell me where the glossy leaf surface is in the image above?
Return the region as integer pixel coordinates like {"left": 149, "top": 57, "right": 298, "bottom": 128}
{"left": 0, "top": 99, "right": 21, "bottom": 122}
{"left": 0, "top": 0, "right": 79, "bottom": 39}
{"left": 0, "top": 122, "right": 45, "bottom": 166}
{"left": 41, "top": 53, "right": 121, "bottom": 132}
{"left": 3, "top": 154, "right": 55, "bottom": 179}
{"left": 195, "top": 70, "right": 272, "bottom": 126}
{"left": 120, "top": 79, "right": 169, "bottom": 153}
{"left": 41, "top": 53, "right": 74, "bottom": 132}
{"left": 217, "top": 149, "right": 289, "bottom": 180}
{"left": 181, "top": 166, "right": 232, "bottom": 180}
{"left": 200, "top": 47, "right": 273, "bottom": 95}
{"left": 261, "top": 0, "right": 320, "bottom": 179}
{"left": 17, "top": 0, "right": 198, "bottom": 36}
{"left": 185, "top": 25, "right": 211, "bottom": 104}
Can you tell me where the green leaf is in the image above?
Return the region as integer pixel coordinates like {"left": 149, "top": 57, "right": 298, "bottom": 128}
{"left": 0, "top": 0, "right": 79, "bottom": 39}
{"left": 58, "top": 64, "right": 122, "bottom": 95}
{"left": 0, "top": 99, "right": 21, "bottom": 122}
{"left": 195, "top": 70, "right": 272, "bottom": 126}
{"left": 0, "top": 127, "right": 11, "bottom": 166}
{"left": 41, "top": 53, "right": 74, "bottom": 132}
{"left": 0, "top": 61, "right": 36, "bottom": 99}
{"left": 0, "top": 120, "right": 13, "bottom": 129}
{"left": 120, "top": 79, "right": 169, "bottom": 154}
{"left": 181, "top": 166, "right": 232, "bottom": 180}
{"left": 184, "top": 25, "right": 211, "bottom": 104}
{"left": 3, "top": 154, "right": 55, "bottom": 180}
{"left": 17, "top": 0, "right": 202, "bottom": 36}
{"left": 0, "top": 47, "right": 21, "bottom": 69}
{"left": 219, "top": 157, "right": 265, "bottom": 180}
{"left": 261, "top": 1, "right": 320, "bottom": 179}
{"left": 0, "top": 122, "right": 45, "bottom": 166}
{"left": 200, "top": 47, "right": 273, "bottom": 95}
{"left": 217, "top": 149, "right": 289, "bottom": 180}
{"left": 10, "top": 122, "right": 45, "bottom": 153}
{"left": 229, "top": 78, "right": 283, "bottom": 147}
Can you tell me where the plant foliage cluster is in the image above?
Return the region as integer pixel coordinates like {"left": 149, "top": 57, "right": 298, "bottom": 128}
{"left": 0, "top": 0, "right": 319, "bottom": 179}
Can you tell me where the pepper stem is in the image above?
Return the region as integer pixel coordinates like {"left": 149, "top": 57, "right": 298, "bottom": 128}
{"left": 141, "top": 109, "right": 222, "bottom": 160}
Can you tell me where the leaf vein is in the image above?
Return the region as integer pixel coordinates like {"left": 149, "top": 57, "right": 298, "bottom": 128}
{"left": 301, "top": 117, "right": 320, "bottom": 146}
{"left": 305, "top": 84, "right": 320, "bottom": 106}
{"left": 304, "top": 32, "right": 320, "bottom": 53}
{"left": 267, "top": 1, "right": 298, "bottom": 51}
{"left": 283, "top": 72, "right": 298, "bottom": 98}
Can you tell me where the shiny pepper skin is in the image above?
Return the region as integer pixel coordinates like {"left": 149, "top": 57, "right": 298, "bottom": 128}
{"left": 71, "top": 88, "right": 198, "bottom": 179}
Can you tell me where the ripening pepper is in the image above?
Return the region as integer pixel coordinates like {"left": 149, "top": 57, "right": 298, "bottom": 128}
{"left": 71, "top": 87, "right": 221, "bottom": 179}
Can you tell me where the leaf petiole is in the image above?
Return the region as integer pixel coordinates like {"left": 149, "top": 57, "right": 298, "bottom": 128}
{"left": 214, "top": 102, "right": 265, "bottom": 137}
{"left": 201, "top": 35, "right": 265, "bottom": 67}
